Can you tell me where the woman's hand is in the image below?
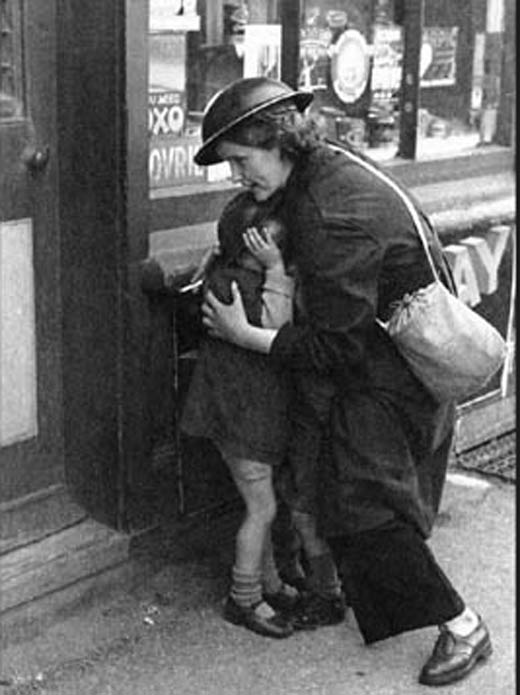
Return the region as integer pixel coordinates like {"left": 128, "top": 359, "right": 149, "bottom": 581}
{"left": 202, "top": 282, "right": 250, "bottom": 346}
{"left": 243, "top": 226, "right": 284, "bottom": 272}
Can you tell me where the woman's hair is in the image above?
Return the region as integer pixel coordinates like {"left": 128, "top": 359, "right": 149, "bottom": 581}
{"left": 223, "top": 103, "right": 324, "bottom": 161}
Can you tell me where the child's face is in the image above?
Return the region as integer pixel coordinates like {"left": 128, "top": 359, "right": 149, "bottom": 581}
{"left": 239, "top": 216, "right": 287, "bottom": 271}
{"left": 262, "top": 218, "right": 286, "bottom": 249}
{"left": 238, "top": 250, "right": 264, "bottom": 271}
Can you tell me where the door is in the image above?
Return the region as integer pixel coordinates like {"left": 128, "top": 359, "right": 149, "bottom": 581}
{"left": 0, "top": 1, "right": 64, "bottom": 506}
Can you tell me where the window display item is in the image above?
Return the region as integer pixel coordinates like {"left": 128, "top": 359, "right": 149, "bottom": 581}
{"left": 330, "top": 29, "right": 370, "bottom": 104}
{"left": 243, "top": 25, "right": 281, "bottom": 80}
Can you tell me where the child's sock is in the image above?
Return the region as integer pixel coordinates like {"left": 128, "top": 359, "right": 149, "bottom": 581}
{"left": 230, "top": 567, "right": 263, "bottom": 608}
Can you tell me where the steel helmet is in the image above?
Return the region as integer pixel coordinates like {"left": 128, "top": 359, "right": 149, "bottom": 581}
{"left": 194, "top": 77, "right": 313, "bottom": 166}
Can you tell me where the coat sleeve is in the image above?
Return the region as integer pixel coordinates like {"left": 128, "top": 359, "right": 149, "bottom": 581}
{"left": 270, "top": 197, "right": 384, "bottom": 378}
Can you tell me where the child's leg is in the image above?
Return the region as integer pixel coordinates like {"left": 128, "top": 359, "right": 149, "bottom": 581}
{"left": 225, "top": 456, "right": 277, "bottom": 608}
{"left": 222, "top": 456, "right": 294, "bottom": 637}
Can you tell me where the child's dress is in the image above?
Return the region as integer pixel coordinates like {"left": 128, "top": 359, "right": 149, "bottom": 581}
{"left": 181, "top": 196, "right": 294, "bottom": 465}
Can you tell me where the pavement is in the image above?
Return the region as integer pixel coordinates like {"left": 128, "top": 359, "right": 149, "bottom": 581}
{"left": 0, "top": 458, "right": 515, "bottom": 695}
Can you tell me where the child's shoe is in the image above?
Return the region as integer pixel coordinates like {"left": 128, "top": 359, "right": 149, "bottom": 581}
{"left": 223, "top": 596, "right": 294, "bottom": 638}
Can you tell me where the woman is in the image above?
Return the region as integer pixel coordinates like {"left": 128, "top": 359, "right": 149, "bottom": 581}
{"left": 194, "top": 77, "right": 491, "bottom": 687}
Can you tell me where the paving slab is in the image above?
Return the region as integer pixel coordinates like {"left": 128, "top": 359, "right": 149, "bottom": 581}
{"left": 0, "top": 465, "right": 514, "bottom": 695}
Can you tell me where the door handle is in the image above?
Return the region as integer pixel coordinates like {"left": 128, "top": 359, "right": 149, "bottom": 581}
{"left": 22, "top": 145, "right": 50, "bottom": 173}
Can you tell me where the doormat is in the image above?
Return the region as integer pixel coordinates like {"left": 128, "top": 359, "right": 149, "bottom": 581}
{"left": 454, "top": 431, "right": 516, "bottom": 484}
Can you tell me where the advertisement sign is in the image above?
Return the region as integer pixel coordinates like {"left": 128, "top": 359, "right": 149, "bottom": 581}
{"left": 330, "top": 30, "right": 370, "bottom": 104}
{"left": 441, "top": 223, "right": 515, "bottom": 401}
{"left": 149, "top": 135, "right": 205, "bottom": 188}
{"left": 420, "top": 27, "right": 459, "bottom": 88}
{"left": 148, "top": 91, "right": 186, "bottom": 137}
{"left": 298, "top": 10, "right": 333, "bottom": 92}
{"left": 149, "top": 0, "right": 200, "bottom": 33}
{"left": 371, "top": 25, "right": 403, "bottom": 99}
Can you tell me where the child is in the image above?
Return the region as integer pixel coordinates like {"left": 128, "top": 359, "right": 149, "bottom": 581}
{"left": 181, "top": 191, "right": 299, "bottom": 638}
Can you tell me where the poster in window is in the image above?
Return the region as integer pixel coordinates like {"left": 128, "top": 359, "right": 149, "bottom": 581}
{"left": 149, "top": 0, "right": 200, "bottom": 32}
{"left": 243, "top": 25, "right": 281, "bottom": 80}
{"left": 420, "top": 27, "right": 459, "bottom": 88}
{"left": 371, "top": 24, "right": 403, "bottom": 99}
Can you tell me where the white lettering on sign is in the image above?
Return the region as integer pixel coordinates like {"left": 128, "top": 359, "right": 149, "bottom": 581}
{"left": 148, "top": 91, "right": 186, "bottom": 136}
{"left": 149, "top": 140, "right": 204, "bottom": 186}
{"left": 149, "top": 104, "right": 185, "bottom": 136}
{"left": 443, "top": 225, "right": 510, "bottom": 306}
{"left": 444, "top": 244, "right": 482, "bottom": 306}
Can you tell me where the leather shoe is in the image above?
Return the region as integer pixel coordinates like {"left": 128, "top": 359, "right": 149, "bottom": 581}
{"left": 290, "top": 592, "right": 347, "bottom": 630}
{"left": 419, "top": 618, "right": 492, "bottom": 686}
{"left": 223, "top": 597, "right": 294, "bottom": 638}
{"left": 264, "top": 583, "right": 301, "bottom": 614}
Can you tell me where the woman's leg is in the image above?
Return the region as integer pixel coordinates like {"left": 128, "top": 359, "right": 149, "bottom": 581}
{"left": 329, "top": 522, "right": 491, "bottom": 686}
{"left": 289, "top": 508, "right": 346, "bottom": 629}
{"left": 291, "top": 509, "right": 341, "bottom": 594}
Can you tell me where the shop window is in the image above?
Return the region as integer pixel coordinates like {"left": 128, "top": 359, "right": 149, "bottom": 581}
{"left": 147, "top": 0, "right": 510, "bottom": 194}
{"left": 148, "top": 0, "right": 282, "bottom": 195}
{"left": 415, "top": 0, "right": 485, "bottom": 158}
{"left": 299, "top": 0, "right": 507, "bottom": 161}
{"left": 0, "top": 0, "right": 24, "bottom": 120}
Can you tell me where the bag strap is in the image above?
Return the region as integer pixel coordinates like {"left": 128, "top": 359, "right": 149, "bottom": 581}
{"left": 326, "top": 142, "right": 440, "bottom": 282}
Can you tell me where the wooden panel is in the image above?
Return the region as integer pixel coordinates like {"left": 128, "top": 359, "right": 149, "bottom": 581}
{"left": 56, "top": 0, "right": 126, "bottom": 526}
{"left": 0, "top": 520, "right": 129, "bottom": 613}
{"left": 0, "top": 0, "right": 66, "bottom": 507}
{"left": 0, "top": 484, "right": 86, "bottom": 555}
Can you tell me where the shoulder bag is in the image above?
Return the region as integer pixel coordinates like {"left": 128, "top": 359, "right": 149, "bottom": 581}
{"left": 328, "top": 142, "right": 508, "bottom": 403}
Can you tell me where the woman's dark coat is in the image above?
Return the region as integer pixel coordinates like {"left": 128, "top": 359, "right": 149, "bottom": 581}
{"left": 270, "top": 142, "right": 456, "bottom": 540}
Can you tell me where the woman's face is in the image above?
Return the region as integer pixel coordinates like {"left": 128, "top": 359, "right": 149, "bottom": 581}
{"left": 216, "top": 141, "right": 293, "bottom": 202}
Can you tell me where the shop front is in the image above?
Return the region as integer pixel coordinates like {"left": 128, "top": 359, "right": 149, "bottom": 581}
{"left": 138, "top": 0, "right": 515, "bottom": 526}
{"left": 0, "top": 0, "right": 515, "bottom": 620}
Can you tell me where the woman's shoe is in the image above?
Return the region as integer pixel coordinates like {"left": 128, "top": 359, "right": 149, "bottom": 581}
{"left": 290, "top": 592, "right": 347, "bottom": 630}
{"left": 418, "top": 618, "right": 492, "bottom": 686}
{"left": 223, "top": 597, "right": 294, "bottom": 638}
